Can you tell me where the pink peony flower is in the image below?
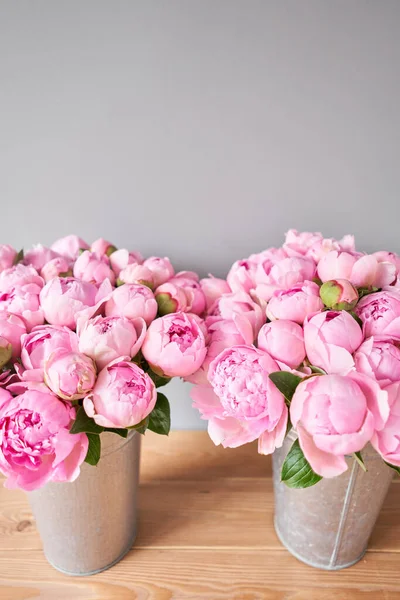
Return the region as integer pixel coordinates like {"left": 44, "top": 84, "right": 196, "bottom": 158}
{"left": 254, "top": 256, "right": 316, "bottom": 301}
{"left": 168, "top": 276, "right": 206, "bottom": 315}
{"left": 118, "top": 263, "right": 154, "bottom": 288}
{"left": 40, "top": 256, "right": 72, "bottom": 282}
{"left": 0, "top": 264, "right": 44, "bottom": 291}
{"left": 354, "top": 338, "right": 400, "bottom": 386}
{"left": 83, "top": 359, "right": 156, "bottom": 428}
{"left": 356, "top": 289, "right": 400, "bottom": 339}
{"left": 155, "top": 282, "right": 188, "bottom": 314}
{"left": 290, "top": 372, "right": 389, "bottom": 478}
{"left": 207, "top": 291, "right": 265, "bottom": 339}
{"left": 23, "top": 245, "right": 59, "bottom": 271}
{"left": 283, "top": 230, "right": 356, "bottom": 262}
{"left": 73, "top": 251, "right": 115, "bottom": 286}
{"left": 78, "top": 315, "right": 146, "bottom": 370}
{"left": 0, "top": 245, "right": 17, "bottom": 273}
{"left": 90, "top": 238, "right": 116, "bottom": 257}
{"left": 266, "top": 281, "right": 323, "bottom": 324}
{"left": 39, "top": 277, "right": 97, "bottom": 329}
{"left": 141, "top": 312, "right": 207, "bottom": 377}
{"left": 0, "top": 287, "right": 44, "bottom": 332}
{"left": 51, "top": 235, "right": 89, "bottom": 259}
{"left": 186, "top": 315, "right": 254, "bottom": 385}
{"left": 0, "top": 388, "right": 88, "bottom": 491}
{"left": 257, "top": 320, "right": 306, "bottom": 369}
{"left": 142, "top": 256, "right": 175, "bottom": 288}
{"left": 200, "top": 275, "right": 231, "bottom": 310}
{"left": 0, "top": 312, "right": 27, "bottom": 358}
{"left": 372, "top": 381, "right": 400, "bottom": 467}
{"left": 44, "top": 350, "right": 97, "bottom": 401}
{"left": 21, "top": 325, "right": 78, "bottom": 371}
{"left": 227, "top": 258, "right": 259, "bottom": 294}
{"left": 109, "top": 248, "right": 143, "bottom": 276}
{"left": 193, "top": 345, "right": 287, "bottom": 450}
{"left": 318, "top": 251, "right": 396, "bottom": 288}
{"left": 303, "top": 310, "right": 363, "bottom": 374}
{"left": 373, "top": 251, "right": 400, "bottom": 274}
{"left": 104, "top": 283, "right": 157, "bottom": 325}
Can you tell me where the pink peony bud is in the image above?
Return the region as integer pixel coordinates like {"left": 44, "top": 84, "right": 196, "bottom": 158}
{"left": 290, "top": 372, "right": 389, "bottom": 478}
{"left": 90, "top": 238, "right": 117, "bottom": 257}
{"left": 0, "top": 245, "right": 17, "bottom": 273}
{"left": 73, "top": 251, "right": 115, "bottom": 286}
{"left": 142, "top": 256, "right": 175, "bottom": 288}
{"left": 109, "top": 248, "right": 144, "bottom": 276}
{"left": 40, "top": 256, "right": 73, "bottom": 282}
{"left": 105, "top": 283, "right": 158, "bottom": 325}
{"left": 304, "top": 310, "right": 363, "bottom": 374}
{"left": 141, "top": 312, "right": 207, "bottom": 377}
{"left": 319, "top": 279, "right": 359, "bottom": 310}
{"left": 257, "top": 320, "right": 306, "bottom": 369}
{"left": 354, "top": 338, "right": 400, "bottom": 386}
{"left": 266, "top": 281, "right": 323, "bottom": 324}
{"left": 155, "top": 282, "right": 188, "bottom": 315}
{"left": 118, "top": 263, "right": 154, "bottom": 288}
{"left": 200, "top": 275, "right": 231, "bottom": 311}
{"left": 78, "top": 315, "right": 146, "bottom": 370}
{"left": 21, "top": 324, "right": 78, "bottom": 371}
{"left": 39, "top": 277, "right": 97, "bottom": 329}
{"left": 51, "top": 235, "right": 89, "bottom": 260}
{"left": 23, "top": 245, "right": 59, "bottom": 271}
{"left": 83, "top": 359, "right": 156, "bottom": 428}
{"left": 44, "top": 350, "right": 97, "bottom": 401}
{"left": 0, "top": 312, "right": 27, "bottom": 359}
{"left": 168, "top": 276, "right": 206, "bottom": 316}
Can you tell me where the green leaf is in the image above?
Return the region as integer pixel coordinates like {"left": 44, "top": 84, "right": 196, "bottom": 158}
{"left": 148, "top": 392, "right": 171, "bottom": 436}
{"left": 84, "top": 433, "right": 101, "bottom": 466}
{"left": 70, "top": 406, "right": 104, "bottom": 435}
{"left": 147, "top": 369, "right": 171, "bottom": 389}
{"left": 353, "top": 451, "right": 367, "bottom": 472}
{"left": 358, "top": 286, "right": 379, "bottom": 299}
{"left": 349, "top": 311, "right": 363, "bottom": 327}
{"left": 13, "top": 249, "right": 24, "bottom": 265}
{"left": 310, "top": 365, "right": 327, "bottom": 375}
{"left": 384, "top": 461, "right": 400, "bottom": 475}
{"left": 0, "top": 344, "right": 12, "bottom": 369}
{"left": 104, "top": 427, "right": 128, "bottom": 438}
{"left": 269, "top": 372, "right": 302, "bottom": 404}
{"left": 281, "top": 439, "right": 322, "bottom": 488}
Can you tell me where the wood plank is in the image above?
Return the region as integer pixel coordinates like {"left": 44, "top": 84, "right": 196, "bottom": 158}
{"left": 1, "top": 477, "right": 399, "bottom": 553}
{"left": 0, "top": 549, "right": 400, "bottom": 599}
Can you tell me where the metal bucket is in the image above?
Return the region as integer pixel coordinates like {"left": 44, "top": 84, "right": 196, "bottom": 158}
{"left": 28, "top": 431, "right": 141, "bottom": 576}
{"left": 273, "top": 430, "right": 393, "bottom": 570}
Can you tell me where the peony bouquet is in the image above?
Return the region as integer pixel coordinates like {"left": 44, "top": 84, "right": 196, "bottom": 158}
{"left": 191, "top": 230, "right": 400, "bottom": 487}
{"left": 0, "top": 236, "right": 209, "bottom": 491}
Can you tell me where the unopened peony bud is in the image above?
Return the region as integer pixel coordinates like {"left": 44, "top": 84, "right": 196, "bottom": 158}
{"left": 320, "top": 279, "right": 359, "bottom": 311}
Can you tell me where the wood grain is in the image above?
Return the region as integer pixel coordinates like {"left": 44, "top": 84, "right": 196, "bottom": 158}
{"left": 0, "top": 431, "right": 399, "bottom": 599}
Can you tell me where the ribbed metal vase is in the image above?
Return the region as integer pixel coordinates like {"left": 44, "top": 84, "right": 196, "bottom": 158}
{"left": 28, "top": 431, "right": 141, "bottom": 576}
{"left": 273, "top": 430, "right": 393, "bottom": 570}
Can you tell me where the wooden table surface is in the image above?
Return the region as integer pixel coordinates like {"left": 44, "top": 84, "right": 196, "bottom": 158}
{"left": 0, "top": 430, "right": 399, "bottom": 599}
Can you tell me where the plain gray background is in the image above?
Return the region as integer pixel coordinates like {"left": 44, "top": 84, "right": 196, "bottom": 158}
{"left": 1, "top": 1, "right": 399, "bottom": 428}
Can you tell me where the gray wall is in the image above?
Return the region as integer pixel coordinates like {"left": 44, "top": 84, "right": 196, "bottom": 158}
{"left": 1, "top": 1, "right": 399, "bottom": 429}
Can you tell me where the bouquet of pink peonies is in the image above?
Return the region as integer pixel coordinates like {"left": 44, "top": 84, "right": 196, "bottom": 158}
{"left": 0, "top": 235, "right": 208, "bottom": 491}
{"left": 190, "top": 229, "right": 400, "bottom": 487}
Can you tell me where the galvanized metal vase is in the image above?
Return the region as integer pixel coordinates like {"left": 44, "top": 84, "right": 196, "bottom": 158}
{"left": 273, "top": 430, "right": 393, "bottom": 570}
{"left": 28, "top": 431, "right": 141, "bottom": 576}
